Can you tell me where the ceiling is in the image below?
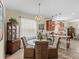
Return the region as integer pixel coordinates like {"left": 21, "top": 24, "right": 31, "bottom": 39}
{"left": 5, "top": 0, "right": 79, "bottom": 21}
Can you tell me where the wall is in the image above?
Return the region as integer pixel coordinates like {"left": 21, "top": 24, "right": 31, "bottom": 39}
{"left": 0, "top": 0, "right": 5, "bottom": 59}
{"left": 5, "top": 8, "right": 33, "bottom": 21}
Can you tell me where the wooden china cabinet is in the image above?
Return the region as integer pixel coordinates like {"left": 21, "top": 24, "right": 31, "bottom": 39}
{"left": 67, "top": 26, "right": 75, "bottom": 39}
{"left": 6, "top": 18, "right": 20, "bottom": 54}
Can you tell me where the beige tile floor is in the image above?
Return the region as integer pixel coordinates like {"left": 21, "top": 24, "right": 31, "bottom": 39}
{"left": 6, "top": 40, "right": 79, "bottom": 59}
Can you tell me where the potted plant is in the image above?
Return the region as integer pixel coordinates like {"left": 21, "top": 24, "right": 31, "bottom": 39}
{"left": 9, "top": 17, "right": 18, "bottom": 24}
{"left": 37, "top": 32, "right": 43, "bottom": 40}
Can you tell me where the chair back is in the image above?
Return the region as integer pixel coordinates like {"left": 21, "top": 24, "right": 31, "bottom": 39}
{"left": 52, "top": 37, "right": 60, "bottom": 48}
{"left": 21, "top": 37, "right": 35, "bottom": 59}
{"left": 21, "top": 36, "right": 27, "bottom": 48}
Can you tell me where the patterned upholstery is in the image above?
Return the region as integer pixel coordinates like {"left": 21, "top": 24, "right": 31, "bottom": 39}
{"left": 21, "top": 36, "right": 27, "bottom": 48}
{"left": 21, "top": 37, "right": 35, "bottom": 59}
{"left": 48, "top": 37, "right": 60, "bottom": 59}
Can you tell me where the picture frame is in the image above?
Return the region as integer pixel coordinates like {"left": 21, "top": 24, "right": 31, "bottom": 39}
{"left": 39, "top": 24, "right": 44, "bottom": 30}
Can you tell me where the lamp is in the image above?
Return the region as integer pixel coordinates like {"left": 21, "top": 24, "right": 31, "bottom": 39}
{"left": 35, "top": 3, "right": 43, "bottom": 20}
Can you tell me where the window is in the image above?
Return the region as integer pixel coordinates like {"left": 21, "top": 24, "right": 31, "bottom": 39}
{"left": 20, "top": 18, "right": 37, "bottom": 40}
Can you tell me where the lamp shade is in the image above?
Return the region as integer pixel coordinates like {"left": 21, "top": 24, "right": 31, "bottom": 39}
{"left": 35, "top": 16, "right": 43, "bottom": 20}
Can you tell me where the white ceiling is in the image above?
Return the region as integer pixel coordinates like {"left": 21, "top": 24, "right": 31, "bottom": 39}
{"left": 5, "top": 0, "right": 79, "bottom": 21}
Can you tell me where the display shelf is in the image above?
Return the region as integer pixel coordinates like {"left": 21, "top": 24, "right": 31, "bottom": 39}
{"left": 6, "top": 18, "right": 20, "bottom": 54}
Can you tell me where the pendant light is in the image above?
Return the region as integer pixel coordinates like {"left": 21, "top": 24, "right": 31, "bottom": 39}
{"left": 35, "top": 3, "right": 43, "bottom": 21}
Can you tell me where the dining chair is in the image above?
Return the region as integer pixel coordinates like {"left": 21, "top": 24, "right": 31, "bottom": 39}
{"left": 48, "top": 37, "right": 60, "bottom": 59}
{"left": 35, "top": 41, "right": 48, "bottom": 59}
{"left": 21, "top": 37, "right": 35, "bottom": 59}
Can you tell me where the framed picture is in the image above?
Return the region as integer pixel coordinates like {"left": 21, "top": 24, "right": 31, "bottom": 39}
{"left": 0, "top": 1, "right": 3, "bottom": 41}
{"left": 52, "top": 21, "right": 55, "bottom": 30}
{"left": 39, "top": 24, "right": 44, "bottom": 30}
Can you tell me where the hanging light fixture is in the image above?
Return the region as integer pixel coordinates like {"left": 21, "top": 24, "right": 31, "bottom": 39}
{"left": 35, "top": 3, "right": 43, "bottom": 21}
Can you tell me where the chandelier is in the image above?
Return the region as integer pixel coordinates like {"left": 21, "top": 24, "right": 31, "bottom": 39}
{"left": 35, "top": 3, "right": 43, "bottom": 20}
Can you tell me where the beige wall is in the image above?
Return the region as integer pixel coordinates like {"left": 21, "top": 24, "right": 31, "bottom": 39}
{"left": 5, "top": 8, "right": 33, "bottom": 21}
{"left": 0, "top": 0, "right": 5, "bottom": 59}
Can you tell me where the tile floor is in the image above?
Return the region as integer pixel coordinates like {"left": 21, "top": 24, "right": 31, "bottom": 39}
{"left": 6, "top": 40, "right": 79, "bottom": 59}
